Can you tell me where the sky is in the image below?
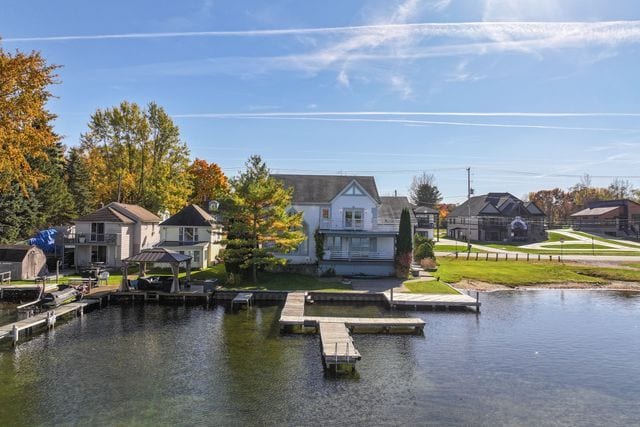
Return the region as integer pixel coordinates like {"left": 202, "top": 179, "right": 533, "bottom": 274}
{"left": 2, "top": 0, "right": 640, "bottom": 203}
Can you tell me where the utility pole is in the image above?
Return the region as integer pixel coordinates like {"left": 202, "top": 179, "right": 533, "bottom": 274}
{"left": 467, "top": 167, "right": 472, "bottom": 251}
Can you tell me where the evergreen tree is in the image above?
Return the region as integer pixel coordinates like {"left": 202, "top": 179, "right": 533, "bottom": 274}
{"left": 32, "top": 141, "right": 76, "bottom": 226}
{"left": 223, "top": 155, "right": 305, "bottom": 283}
{"left": 395, "top": 208, "right": 413, "bottom": 278}
{"left": 409, "top": 173, "right": 442, "bottom": 208}
{"left": 66, "top": 147, "right": 94, "bottom": 216}
{"left": 0, "top": 185, "right": 41, "bottom": 243}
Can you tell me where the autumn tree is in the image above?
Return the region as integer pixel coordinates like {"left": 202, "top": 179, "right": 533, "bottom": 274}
{"left": 528, "top": 188, "right": 574, "bottom": 225}
{"left": 79, "top": 101, "right": 192, "bottom": 214}
{"left": 188, "top": 158, "right": 229, "bottom": 206}
{"left": 409, "top": 173, "right": 442, "bottom": 208}
{"left": 223, "top": 155, "right": 305, "bottom": 283}
{"left": 0, "top": 48, "right": 60, "bottom": 195}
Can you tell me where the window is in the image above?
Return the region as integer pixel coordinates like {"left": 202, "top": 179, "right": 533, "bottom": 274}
{"left": 91, "top": 246, "right": 107, "bottom": 263}
{"left": 179, "top": 227, "right": 199, "bottom": 242}
{"left": 344, "top": 209, "right": 364, "bottom": 228}
{"left": 193, "top": 250, "right": 200, "bottom": 263}
{"left": 321, "top": 207, "right": 331, "bottom": 220}
{"left": 91, "top": 223, "right": 105, "bottom": 242}
{"left": 351, "top": 237, "right": 376, "bottom": 253}
{"left": 326, "top": 236, "right": 342, "bottom": 251}
{"left": 343, "top": 184, "right": 364, "bottom": 196}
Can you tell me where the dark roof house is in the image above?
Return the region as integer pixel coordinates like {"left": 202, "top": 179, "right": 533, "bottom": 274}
{"left": 273, "top": 174, "right": 380, "bottom": 204}
{"left": 450, "top": 193, "right": 545, "bottom": 218}
{"left": 160, "top": 204, "right": 215, "bottom": 227}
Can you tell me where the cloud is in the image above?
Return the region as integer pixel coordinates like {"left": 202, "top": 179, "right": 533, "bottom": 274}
{"left": 336, "top": 69, "right": 350, "bottom": 87}
{"left": 446, "top": 60, "right": 486, "bottom": 82}
{"left": 390, "top": 75, "right": 413, "bottom": 98}
{"left": 173, "top": 111, "right": 640, "bottom": 118}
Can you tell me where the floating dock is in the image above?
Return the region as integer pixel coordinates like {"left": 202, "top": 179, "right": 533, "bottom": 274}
{"left": 319, "top": 322, "right": 361, "bottom": 372}
{"left": 231, "top": 292, "right": 254, "bottom": 310}
{"left": 0, "top": 299, "right": 100, "bottom": 345}
{"left": 384, "top": 290, "right": 481, "bottom": 311}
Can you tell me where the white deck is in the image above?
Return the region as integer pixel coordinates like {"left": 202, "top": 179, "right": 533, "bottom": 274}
{"left": 383, "top": 291, "right": 480, "bottom": 307}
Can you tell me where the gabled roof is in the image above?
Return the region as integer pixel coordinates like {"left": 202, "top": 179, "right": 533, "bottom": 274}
{"left": 450, "top": 193, "right": 546, "bottom": 218}
{"left": 273, "top": 174, "right": 380, "bottom": 204}
{"left": 123, "top": 247, "right": 192, "bottom": 264}
{"left": 160, "top": 204, "right": 215, "bottom": 227}
{"left": 571, "top": 206, "right": 619, "bottom": 217}
{"left": 378, "top": 196, "right": 417, "bottom": 224}
{"left": 0, "top": 245, "right": 41, "bottom": 262}
{"left": 75, "top": 202, "right": 160, "bottom": 224}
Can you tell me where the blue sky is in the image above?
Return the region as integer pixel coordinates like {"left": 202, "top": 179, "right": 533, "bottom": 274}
{"left": 2, "top": 0, "right": 640, "bottom": 203}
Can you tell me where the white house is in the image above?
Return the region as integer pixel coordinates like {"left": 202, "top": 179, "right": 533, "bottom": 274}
{"left": 67, "top": 202, "right": 161, "bottom": 268}
{"left": 156, "top": 204, "right": 224, "bottom": 269}
{"left": 273, "top": 174, "right": 417, "bottom": 276}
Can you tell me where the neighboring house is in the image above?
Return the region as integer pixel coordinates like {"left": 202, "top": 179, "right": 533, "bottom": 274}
{"left": 273, "top": 174, "right": 417, "bottom": 276}
{"left": 571, "top": 199, "right": 640, "bottom": 238}
{"left": 447, "top": 193, "right": 546, "bottom": 242}
{"left": 66, "top": 202, "right": 161, "bottom": 268}
{"left": 0, "top": 245, "right": 48, "bottom": 280}
{"left": 413, "top": 205, "right": 440, "bottom": 240}
{"left": 156, "top": 204, "right": 224, "bottom": 269}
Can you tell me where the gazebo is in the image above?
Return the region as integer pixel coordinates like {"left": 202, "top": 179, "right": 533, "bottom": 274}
{"left": 119, "top": 248, "right": 192, "bottom": 293}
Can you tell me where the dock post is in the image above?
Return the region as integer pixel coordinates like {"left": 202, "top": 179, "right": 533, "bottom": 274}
{"left": 475, "top": 253, "right": 479, "bottom": 260}
{"left": 476, "top": 292, "right": 480, "bottom": 313}
{"left": 538, "top": 254, "right": 541, "bottom": 261}
{"left": 495, "top": 253, "right": 499, "bottom": 261}
{"left": 527, "top": 253, "right": 530, "bottom": 262}
{"left": 12, "top": 324, "right": 18, "bottom": 345}
{"left": 515, "top": 254, "right": 518, "bottom": 261}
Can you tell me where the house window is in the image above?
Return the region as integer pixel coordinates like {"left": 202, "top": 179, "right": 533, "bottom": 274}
{"left": 351, "top": 237, "right": 376, "bottom": 253}
{"left": 193, "top": 250, "right": 200, "bottom": 264}
{"left": 179, "top": 227, "right": 198, "bottom": 242}
{"left": 344, "top": 209, "right": 364, "bottom": 229}
{"left": 321, "top": 207, "right": 331, "bottom": 220}
{"left": 91, "top": 223, "right": 105, "bottom": 242}
{"left": 326, "top": 236, "right": 342, "bottom": 251}
{"left": 91, "top": 246, "right": 107, "bottom": 263}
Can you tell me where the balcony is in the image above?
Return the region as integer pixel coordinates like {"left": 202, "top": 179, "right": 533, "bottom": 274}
{"left": 319, "top": 219, "right": 398, "bottom": 233}
{"left": 323, "top": 250, "right": 394, "bottom": 261}
{"left": 65, "top": 233, "right": 118, "bottom": 245}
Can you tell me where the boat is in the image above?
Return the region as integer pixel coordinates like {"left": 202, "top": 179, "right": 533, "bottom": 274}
{"left": 41, "top": 288, "right": 79, "bottom": 307}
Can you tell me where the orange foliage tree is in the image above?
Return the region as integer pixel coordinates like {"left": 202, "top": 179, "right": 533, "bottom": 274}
{"left": 188, "top": 158, "right": 229, "bottom": 205}
{"left": 0, "top": 48, "right": 59, "bottom": 195}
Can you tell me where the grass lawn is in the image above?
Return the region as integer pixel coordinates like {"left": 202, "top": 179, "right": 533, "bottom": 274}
{"left": 539, "top": 243, "right": 611, "bottom": 250}
{"left": 571, "top": 231, "right": 640, "bottom": 249}
{"left": 436, "top": 258, "right": 640, "bottom": 286}
{"left": 403, "top": 279, "right": 461, "bottom": 294}
{"left": 434, "top": 244, "right": 486, "bottom": 253}
{"left": 546, "top": 231, "right": 578, "bottom": 242}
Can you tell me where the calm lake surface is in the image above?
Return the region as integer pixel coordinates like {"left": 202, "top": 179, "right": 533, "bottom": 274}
{"left": 1, "top": 291, "right": 639, "bottom": 426}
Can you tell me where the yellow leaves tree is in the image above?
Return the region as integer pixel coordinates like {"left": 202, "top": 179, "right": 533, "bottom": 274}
{"left": 188, "top": 158, "right": 229, "bottom": 205}
{"left": 0, "top": 48, "right": 59, "bottom": 195}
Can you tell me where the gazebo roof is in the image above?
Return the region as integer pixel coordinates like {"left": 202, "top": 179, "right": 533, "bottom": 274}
{"left": 123, "top": 248, "right": 192, "bottom": 264}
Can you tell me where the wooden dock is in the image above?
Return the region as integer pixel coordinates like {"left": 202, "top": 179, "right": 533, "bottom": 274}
{"left": 319, "top": 322, "right": 361, "bottom": 372}
{"left": 231, "top": 292, "right": 254, "bottom": 310}
{"left": 0, "top": 299, "right": 100, "bottom": 345}
{"left": 384, "top": 291, "right": 480, "bottom": 311}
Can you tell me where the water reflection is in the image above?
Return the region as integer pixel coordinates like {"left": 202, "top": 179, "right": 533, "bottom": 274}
{"left": 0, "top": 291, "right": 638, "bottom": 425}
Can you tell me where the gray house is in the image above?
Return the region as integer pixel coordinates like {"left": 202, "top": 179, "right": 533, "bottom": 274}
{"left": 447, "top": 193, "right": 546, "bottom": 242}
{"left": 0, "top": 245, "right": 48, "bottom": 280}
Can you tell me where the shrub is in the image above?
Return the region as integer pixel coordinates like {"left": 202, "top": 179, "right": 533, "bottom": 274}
{"left": 413, "top": 234, "right": 435, "bottom": 262}
{"left": 420, "top": 258, "right": 437, "bottom": 270}
{"left": 395, "top": 252, "right": 412, "bottom": 278}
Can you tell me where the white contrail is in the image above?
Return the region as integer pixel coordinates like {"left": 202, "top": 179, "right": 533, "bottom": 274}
{"left": 3, "top": 20, "right": 640, "bottom": 43}
{"left": 173, "top": 111, "right": 640, "bottom": 118}
{"left": 173, "top": 114, "right": 640, "bottom": 132}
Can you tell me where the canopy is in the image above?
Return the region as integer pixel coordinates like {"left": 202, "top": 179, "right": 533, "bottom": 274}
{"left": 119, "top": 248, "right": 192, "bottom": 293}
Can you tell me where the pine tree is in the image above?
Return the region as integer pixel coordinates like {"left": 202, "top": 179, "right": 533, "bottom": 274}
{"left": 223, "top": 155, "right": 305, "bottom": 284}
{"left": 395, "top": 208, "right": 413, "bottom": 278}
{"left": 66, "top": 147, "right": 94, "bottom": 216}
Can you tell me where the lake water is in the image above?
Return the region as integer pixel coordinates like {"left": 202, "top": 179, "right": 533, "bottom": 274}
{"left": 1, "top": 291, "right": 639, "bottom": 426}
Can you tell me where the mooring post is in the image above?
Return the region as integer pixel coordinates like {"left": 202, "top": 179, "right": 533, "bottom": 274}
{"left": 476, "top": 292, "right": 481, "bottom": 313}
{"left": 12, "top": 324, "right": 18, "bottom": 345}
{"left": 527, "top": 253, "right": 530, "bottom": 262}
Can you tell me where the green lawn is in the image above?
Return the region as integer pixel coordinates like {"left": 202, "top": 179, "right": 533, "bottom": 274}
{"left": 539, "top": 243, "right": 611, "bottom": 250}
{"left": 546, "top": 231, "right": 578, "bottom": 242}
{"left": 435, "top": 258, "right": 640, "bottom": 286}
{"left": 434, "top": 244, "right": 486, "bottom": 253}
{"left": 572, "top": 231, "right": 640, "bottom": 249}
{"left": 403, "top": 279, "right": 461, "bottom": 294}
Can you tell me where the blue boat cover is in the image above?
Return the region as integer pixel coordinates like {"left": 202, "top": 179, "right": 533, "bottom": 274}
{"left": 29, "top": 228, "right": 57, "bottom": 254}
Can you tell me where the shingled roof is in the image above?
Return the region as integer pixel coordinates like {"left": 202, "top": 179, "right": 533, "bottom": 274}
{"left": 161, "top": 204, "right": 215, "bottom": 227}
{"left": 75, "top": 202, "right": 160, "bottom": 224}
{"left": 272, "top": 174, "right": 380, "bottom": 204}
{"left": 378, "top": 196, "right": 417, "bottom": 224}
{"left": 450, "top": 193, "right": 545, "bottom": 218}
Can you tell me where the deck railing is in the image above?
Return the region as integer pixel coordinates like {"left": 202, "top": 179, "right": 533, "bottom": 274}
{"left": 319, "top": 219, "right": 399, "bottom": 233}
{"left": 64, "top": 233, "right": 118, "bottom": 244}
{"left": 324, "top": 250, "right": 394, "bottom": 261}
